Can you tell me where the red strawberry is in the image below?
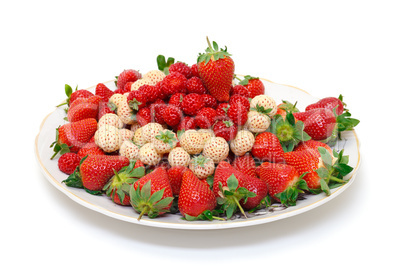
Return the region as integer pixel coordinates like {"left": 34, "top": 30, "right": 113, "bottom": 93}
{"left": 58, "top": 152, "right": 81, "bottom": 175}
{"left": 181, "top": 93, "right": 205, "bottom": 116}
{"left": 139, "top": 84, "right": 161, "bottom": 103}
{"left": 176, "top": 116, "right": 196, "bottom": 131}
{"left": 239, "top": 75, "right": 265, "bottom": 98}
{"left": 190, "top": 63, "right": 200, "bottom": 78}
{"left": 50, "top": 118, "right": 98, "bottom": 159}
{"left": 284, "top": 147, "right": 353, "bottom": 195}
{"left": 168, "top": 92, "right": 186, "bottom": 109}
{"left": 213, "top": 161, "right": 268, "bottom": 217}
{"left": 95, "top": 83, "right": 114, "bottom": 102}
{"left": 163, "top": 105, "right": 183, "bottom": 127}
{"left": 306, "top": 95, "right": 345, "bottom": 116}
{"left": 202, "top": 94, "right": 218, "bottom": 109}
{"left": 124, "top": 82, "right": 134, "bottom": 93}
{"left": 185, "top": 77, "right": 208, "bottom": 94}
{"left": 178, "top": 170, "right": 218, "bottom": 220}
{"left": 116, "top": 69, "right": 141, "bottom": 89}
{"left": 57, "top": 84, "right": 94, "bottom": 107}
{"left": 227, "top": 102, "right": 248, "bottom": 126}
{"left": 130, "top": 167, "right": 174, "bottom": 219}
{"left": 251, "top": 132, "right": 285, "bottom": 163}
{"left": 149, "top": 99, "right": 167, "bottom": 124}
{"left": 169, "top": 62, "right": 192, "bottom": 79}
{"left": 167, "top": 165, "right": 189, "bottom": 195}
{"left": 229, "top": 94, "right": 250, "bottom": 111}
{"left": 127, "top": 89, "right": 147, "bottom": 111}
{"left": 215, "top": 103, "right": 230, "bottom": 118}
{"left": 294, "top": 140, "right": 332, "bottom": 157}
{"left": 197, "top": 38, "right": 235, "bottom": 102}
{"left": 62, "top": 154, "right": 130, "bottom": 193}
{"left": 232, "top": 153, "right": 256, "bottom": 178}
{"left": 98, "top": 101, "right": 115, "bottom": 120}
{"left": 213, "top": 119, "right": 237, "bottom": 141}
{"left": 293, "top": 108, "right": 337, "bottom": 141}
{"left": 137, "top": 107, "right": 152, "bottom": 126}
{"left": 162, "top": 72, "right": 187, "bottom": 96}
{"left": 195, "top": 107, "right": 217, "bottom": 129}
{"left": 231, "top": 84, "right": 249, "bottom": 98}
{"left": 259, "top": 162, "right": 308, "bottom": 206}
{"left": 67, "top": 95, "right": 101, "bottom": 122}
{"left": 103, "top": 160, "right": 145, "bottom": 206}
{"left": 77, "top": 139, "right": 105, "bottom": 158}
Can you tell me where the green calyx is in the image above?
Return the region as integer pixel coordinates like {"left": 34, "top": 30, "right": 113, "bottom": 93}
{"left": 250, "top": 104, "right": 273, "bottom": 116}
{"left": 128, "top": 99, "right": 143, "bottom": 111}
{"left": 278, "top": 100, "right": 300, "bottom": 114}
{"left": 155, "top": 130, "right": 177, "bottom": 148}
{"left": 236, "top": 75, "right": 259, "bottom": 86}
{"left": 183, "top": 210, "right": 225, "bottom": 221}
{"left": 191, "top": 155, "right": 211, "bottom": 168}
{"left": 50, "top": 126, "right": 71, "bottom": 160}
{"left": 156, "top": 55, "right": 175, "bottom": 75}
{"left": 271, "top": 113, "right": 311, "bottom": 152}
{"left": 216, "top": 174, "right": 256, "bottom": 219}
{"left": 129, "top": 180, "right": 174, "bottom": 220}
{"left": 275, "top": 174, "right": 309, "bottom": 207}
{"left": 312, "top": 147, "right": 354, "bottom": 196}
{"left": 103, "top": 160, "right": 145, "bottom": 204}
{"left": 56, "top": 84, "right": 78, "bottom": 107}
{"left": 197, "top": 36, "right": 232, "bottom": 65}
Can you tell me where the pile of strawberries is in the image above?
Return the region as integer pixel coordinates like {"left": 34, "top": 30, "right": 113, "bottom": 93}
{"left": 51, "top": 38, "right": 359, "bottom": 221}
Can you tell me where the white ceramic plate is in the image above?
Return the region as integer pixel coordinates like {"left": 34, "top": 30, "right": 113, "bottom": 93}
{"left": 35, "top": 78, "right": 361, "bottom": 230}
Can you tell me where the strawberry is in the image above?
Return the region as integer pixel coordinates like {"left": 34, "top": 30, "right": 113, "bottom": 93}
{"left": 162, "top": 105, "right": 183, "bottom": 127}
{"left": 202, "top": 137, "right": 229, "bottom": 164}
{"left": 176, "top": 116, "right": 196, "bottom": 131}
{"left": 305, "top": 95, "right": 345, "bottom": 116}
{"left": 276, "top": 100, "right": 300, "bottom": 120}
{"left": 50, "top": 118, "right": 98, "bottom": 159}
{"left": 201, "top": 94, "right": 218, "bottom": 109}
{"left": 57, "top": 84, "right": 94, "bottom": 107}
{"left": 151, "top": 129, "right": 178, "bottom": 154}
{"left": 197, "top": 38, "right": 235, "bottom": 102}
{"left": 149, "top": 99, "right": 167, "bottom": 125}
{"left": 103, "top": 160, "right": 145, "bottom": 206}
{"left": 136, "top": 107, "right": 152, "bottom": 126}
{"left": 294, "top": 139, "right": 332, "bottom": 157}
{"left": 168, "top": 147, "right": 191, "bottom": 167}
{"left": 98, "top": 101, "right": 115, "bottom": 120}
{"left": 245, "top": 110, "right": 271, "bottom": 133}
{"left": 213, "top": 161, "right": 267, "bottom": 217}
{"left": 138, "top": 143, "right": 163, "bottom": 166}
{"left": 161, "top": 72, "right": 187, "bottom": 96}
{"left": 293, "top": 108, "right": 337, "bottom": 141}
{"left": 185, "top": 76, "right": 208, "bottom": 94}
{"left": 95, "top": 83, "right": 114, "bottom": 102}
{"left": 229, "top": 94, "right": 250, "bottom": 111}
{"left": 63, "top": 154, "right": 130, "bottom": 193}
{"left": 94, "top": 124, "right": 123, "bottom": 153}
{"left": 190, "top": 63, "right": 200, "bottom": 78}
{"left": 284, "top": 147, "right": 353, "bottom": 195}
{"left": 230, "top": 130, "right": 255, "bottom": 156}
{"left": 259, "top": 162, "right": 308, "bottom": 206}
{"left": 179, "top": 130, "right": 204, "bottom": 155}
{"left": 168, "top": 92, "right": 186, "bottom": 109}
{"left": 77, "top": 139, "right": 105, "bottom": 158}
{"left": 251, "top": 132, "right": 285, "bottom": 163}
{"left": 231, "top": 84, "right": 249, "bottom": 98}
{"left": 116, "top": 69, "right": 141, "bottom": 89}
{"left": 138, "top": 84, "right": 161, "bottom": 103}
{"left": 189, "top": 154, "right": 215, "bottom": 179}
{"left": 238, "top": 75, "right": 265, "bottom": 98}
{"left": 67, "top": 95, "right": 101, "bottom": 122}
{"left": 215, "top": 102, "right": 230, "bottom": 118}
{"left": 178, "top": 170, "right": 218, "bottom": 220}
{"left": 181, "top": 93, "right": 205, "bottom": 116}
{"left": 167, "top": 165, "right": 189, "bottom": 195}
{"left": 130, "top": 167, "right": 174, "bottom": 219}
{"left": 227, "top": 102, "right": 248, "bottom": 126}
{"left": 98, "top": 113, "right": 123, "bottom": 129}
{"left": 232, "top": 153, "right": 256, "bottom": 177}
{"left": 213, "top": 119, "right": 238, "bottom": 142}
{"left": 195, "top": 107, "right": 217, "bottom": 129}
{"left": 127, "top": 89, "right": 147, "bottom": 111}
{"left": 58, "top": 152, "right": 81, "bottom": 175}
{"left": 119, "top": 140, "right": 140, "bottom": 160}
{"left": 250, "top": 95, "right": 277, "bottom": 118}
{"left": 169, "top": 62, "right": 192, "bottom": 79}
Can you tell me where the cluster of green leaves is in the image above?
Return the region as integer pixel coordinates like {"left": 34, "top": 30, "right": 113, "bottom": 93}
{"left": 197, "top": 38, "right": 232, "bottom": 65}
{"left": 155, "top": 130, "right": 178, "bottom": 149}
{"left": 156, "top": 55, "right": 175, "bottom": 75}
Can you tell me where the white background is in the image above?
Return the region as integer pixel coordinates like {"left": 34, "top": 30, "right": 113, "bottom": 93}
{"left": 1, "top": 0, "right": 400, "bottom": 267}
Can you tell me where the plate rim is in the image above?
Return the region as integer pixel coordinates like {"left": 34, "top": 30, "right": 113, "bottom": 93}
{"left": 35, "top": 78, "right": 361, "bottom": 230}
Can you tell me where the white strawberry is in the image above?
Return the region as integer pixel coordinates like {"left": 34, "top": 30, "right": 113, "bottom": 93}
{"left": 202, "top": 137, "right": 229, "bottom": 164}
{"left": 98, "top": 113, "right": 123, "bottom": 129}
{"left": 189, "top": 155, "right": 215, "bottom": 179}
{"left": 151, "top": 129, "right": 178, "bottom": 154}
{"left": 131, "top": 78, "right": 152, "bottom": 91}
{"left": 197, "top": 129, "right": 215, "bottom": 145}
{"left": 250, "top": 95, "right": 277, "bottom": 118}
{"left": 109, "top": 93, "right": 126, "bottom": 109}
{"left": 168, "top": 147, "right": 191, "bottom": 167}
{"left": 119, "top": 140, "right": 140, "bottom": 160}
{"left": 244, "top": 110, "right": 271, "bottom": 133}
{"left": 94, "top": 124, "right": 123, "bottom": 153}
{"left": 130, "top": 122, "right": 141, "bottom": 133}
{"left": 133, "top": 127, "right": 148, "bottom": 147}
{"left": 179, "top": 130, "right": 204, "bottom": 155}
{"left": 141, "top": 122, "right": 164, "bottom": 143}
{"left": 142, "top": 70, "right": 166, "bottom": 85}
{"left": 138, "top": 143, "right": 163, "bottom": 166}
{"left": 116, "top": 95, "right": 135, "bottom": 125}
{"left": 229, "top": 129, "right": 255, "bottom": 156}
{"left": 119, "top": 128, "right": 134, "bottom": 141}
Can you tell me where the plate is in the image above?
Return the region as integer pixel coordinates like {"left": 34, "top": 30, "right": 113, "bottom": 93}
{"left": 35, "top": 78, "right": 361, "bottom": 230}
